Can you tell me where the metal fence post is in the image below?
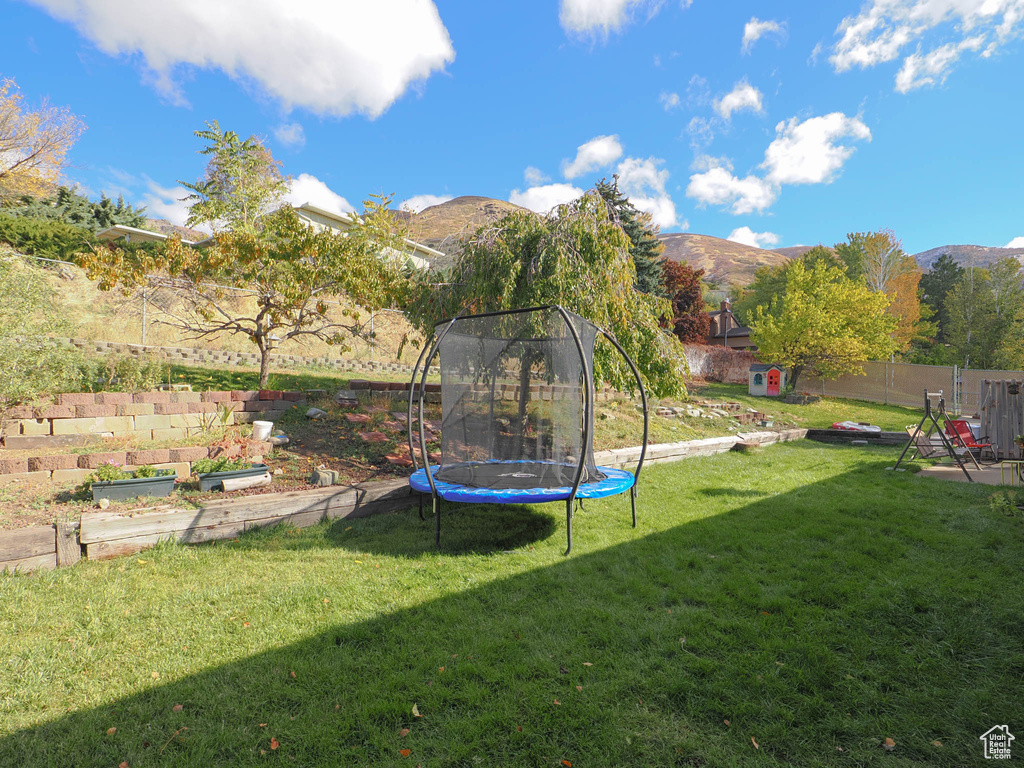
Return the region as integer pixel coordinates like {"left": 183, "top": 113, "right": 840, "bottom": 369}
{"left": 884, "top": 361, "right": 889, "bottom": 406}
{"left": 952, "top": 365, "right": 959, "bottom": 415}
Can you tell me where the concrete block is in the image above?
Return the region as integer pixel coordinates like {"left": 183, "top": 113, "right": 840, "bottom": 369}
{"left": 36, "top": 405, "right": 75, "bottom": 419}
{"left": 2, "top": 434, "right": 93, "bottom": 451}
{"left": 0, "top": 471, "right": 51, "bottom": 485}
{"left": 126, "top": 449, "right": 171, "bottom": 465}
{"left": 135, "top": 391, "right": 171, "bottom": 404}
{"left": 133, "top": 414, "right": 172, "bottom": 431}
{"left": 75, "top": 404, "right": 117, "bottom": 418}
{"left": 95, "top": 392, "right": 133, "bottom": 405}
{"left": 116, "top": 403, "right": 155, "bottom": 417}
{"left": 169, "top": 446, "right": 210, "bottom": 462}
{"left": 232, "top": 412, "right": 262, "bottom": 424}
{"left": 243, "top": 401, "right": 274, "bottom": 412}
{"left": 78, "top": 452, "right": 128, "bottom": 469}
{"left": 5, "top": 406, "right": 36, "bottom": 420}
{"left": 52, "top": 416, "right": 133, "bottom": 436}
{"left": 170, "top": 391, "right": 202, "bottom": 403}
{"left": 152, "top": 461, "right": 189, "bottom": 479}
{"left": 230, "top": 390, "right": 259, "bottom": 401}
{"left": 259, "top": 389, "right": 283, "bottom": 400}
{"left": 201, "top": 391, "right": 231, "bottom": 403}
{"left": 151, "top": 427, "right": 188, "bottom": 441}
{"left": 56, "top": 393, "right": 95, "bottom": 406}
{"left": 167, "top": 414, "right": 206, "bottom": 429}
{"left": 27, "top": 455, "right": 80, "bottom": 472}
{"left": 153, "top": 403, "right": 189, "bottom": 415}
{"left": 19, "top": 419, "right": 52, "bottom": 436}
{"left": 187, "top": 402, "right": 217, "bottom": 413}
{"left": 51, "top": 468, "right": 92, "bottom": 484}
{"left": 283, "top": 391, "right": 304, "bottom": 401}
{"left": 0, "top": 458, "right": 29, "bottom": 474}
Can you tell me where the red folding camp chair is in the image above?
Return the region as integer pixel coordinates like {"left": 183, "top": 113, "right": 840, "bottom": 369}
{"left": 944, "top": 420, "right": 995, "bottom": 467}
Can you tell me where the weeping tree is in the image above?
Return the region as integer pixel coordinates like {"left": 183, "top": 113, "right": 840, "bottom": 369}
{"left": 405, "top": 191, "right": 687, "bottom": 398}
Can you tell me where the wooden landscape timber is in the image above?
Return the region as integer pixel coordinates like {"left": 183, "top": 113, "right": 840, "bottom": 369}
{"left": 0, "top": 525, "right": 57, "bottom": 573}
{"left": 805, "top": 429, "right": 907, "bottom": 445}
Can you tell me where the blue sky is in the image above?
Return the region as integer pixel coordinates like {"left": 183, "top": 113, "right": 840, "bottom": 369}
{"left": 2, "top": 0, "right": 1023, "bottom": 254}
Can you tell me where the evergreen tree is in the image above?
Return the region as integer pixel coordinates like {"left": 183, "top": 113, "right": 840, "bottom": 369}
{"left": 594, "top": 176, "right": 665, "bottom": 296}
{"left": 919, "top": 253, "right": 964, "bottom": 340}
{"left": 7, "top": 185, "right": 147, "bottom": 232}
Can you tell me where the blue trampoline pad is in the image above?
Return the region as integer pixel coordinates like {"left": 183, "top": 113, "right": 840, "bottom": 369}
{"left": 409, "top": 461, "right": 635, "bottom": 504}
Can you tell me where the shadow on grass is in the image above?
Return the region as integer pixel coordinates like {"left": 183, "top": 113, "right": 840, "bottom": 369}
{"left": 2, "top": 449, "right": 1020, "bottom": 767}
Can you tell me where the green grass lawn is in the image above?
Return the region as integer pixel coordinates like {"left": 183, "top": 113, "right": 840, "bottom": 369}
{"left": 2, "top": 442, "right": 1021, "bottom": 766}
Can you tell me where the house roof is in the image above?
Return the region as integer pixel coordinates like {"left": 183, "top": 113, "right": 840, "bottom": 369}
{"left": 96, "top": 225, "right": 196, "bottom": 245}
{"left": 710, "top": 325, "right": 751, "bottom": 338}
{"left": 749, "top": 363, "right": 785, "bottom": 372}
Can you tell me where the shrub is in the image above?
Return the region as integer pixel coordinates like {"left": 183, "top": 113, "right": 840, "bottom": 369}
{"left": 80, "top": 352, "right": 170, "bottom": 393}
{"left": 0, "top": 213, "right": 93, "bottom": 261}
{"left": 192, "top": 457, "right": 253, "bottom": 475}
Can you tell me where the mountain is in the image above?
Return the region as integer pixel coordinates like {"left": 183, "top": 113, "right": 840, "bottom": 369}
{"left": 145, "top": 218, "right": 207, "bottom": 243}
{"left": 771, "top": 245, "right": 822, "bottom": 259}
{"left": 402, "top": 196, "right": 530, "bottom": 261}
{"left": 658, "top": 233, "right": 791, "bottom": 287}
{"left": 912, "top": 244, "right": 1024, "bottom": 270}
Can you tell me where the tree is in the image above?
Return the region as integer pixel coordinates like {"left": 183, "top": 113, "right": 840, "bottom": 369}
{"left": 661, "top": 259, "right": 710, "bottom": 343}
{"left": 405, "top": 192, "right": 687, "bottom": 398}
{"left": 944, "top": 268, "right": 998, "bottom": 369}
{"left": 733, "top": 245, "right": 841, "bottom": 324}
{"left": 919, "top": 253, "right": 964, "bottom": 340}
{"left": 79, "top": 124, "right": 408, "bottom": 387}
{"left": 0, "top": 77, "right": 86, "bottom": 200}
{"left": 994, "top": 303, "right": 1024, "bottom": 370}
{"left": 594, "top": 176, "right": 665, "bottom": 296}
{"left": 7, "top": 186, "right": 147, "bottom": 231}
{"left": 0, "top": 254, "right": 83, "bottom": 428}
{"left": 750, "top": 260, "right": 897, "bottom": 391}
{"left": 179, "top": 121, "right": 288, "bottom": 235}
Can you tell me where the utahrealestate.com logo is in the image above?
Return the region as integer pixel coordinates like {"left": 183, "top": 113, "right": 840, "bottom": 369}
{"left": 980, "top": 725, "right": 1014, "bottom": 760}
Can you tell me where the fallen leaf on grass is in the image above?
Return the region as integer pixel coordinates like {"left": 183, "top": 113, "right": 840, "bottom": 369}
{"left": 107, "top": 727, "right": 117, "bottom": 735}
{"left": 243, "top": 622, "right": 250, "bottom": 628}
{"left": 399, "top": 749, "right": 411, "bottom": 757}
{"left": 553, "top": 699, "right": 561, "bottom": 705}
{"left": 270, "top": 737, "right": 279, "bottom": 751}
{"left": 399, "top": 728, "right": 410, "bottom": 738}
{"left": 412, "top": 703, "right": 421, "bottom": 718}
{"left": 119, "top": 762, "right": 129, "bottom": 768}
{"left": 751, "top": 737, "right": 759, "bottom": 749}
{"left": 137, "top": 559, "right": 148, "bottom": 564}
{"left": 576, "top": 686, "right": 582, "bottom": 691}
{"left": 150, "top": 672, "right": 159, "bottom": 680}
{"left": 562, "top": 761, "right": 573, "bottom": 766}
{"left": 724, "top": 720, "right": 730, "bottom": 726}
{"left": 582, "top": 662, "right": 593, "bottom": 667}
{"left": 290, "top": 671, "right": 296, "bottom": 678}
{"left": 516, "top": 726, "right": 523, "bottom": 733}
{"left": 883, "top": 738, "right": 895, "bottom": 751}
{"left": 439, "top": 667, "right": 445, "bottom": 673}
{"left": 172, "top": 704, "right": 183, "bottom": 713}
{"left": 932, "top": 740, "right": 943, "bottom": 747}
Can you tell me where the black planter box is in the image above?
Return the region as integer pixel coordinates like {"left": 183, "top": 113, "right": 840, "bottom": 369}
{"left": 92, "top": 472, "right": 177, "bottom": 502}
{"left": 197, "top": 464, "right": 269, "bottom": 492}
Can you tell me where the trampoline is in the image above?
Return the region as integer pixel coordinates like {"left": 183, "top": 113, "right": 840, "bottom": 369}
{"left": 407, "top": 305, "right": 649, "bottom": 554}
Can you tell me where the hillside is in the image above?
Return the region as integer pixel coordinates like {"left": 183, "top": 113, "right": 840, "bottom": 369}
{"left": 912, "top": 244, "right": 1024, "bottom": 270}
{"left": 402, "top": 196, "right": 530, "bottom": 261}
{"left": 658, "top": 233, "right": 791, "bottom": 287}
{"left": 145, "top": 218, "right": 207, "bottom": 242}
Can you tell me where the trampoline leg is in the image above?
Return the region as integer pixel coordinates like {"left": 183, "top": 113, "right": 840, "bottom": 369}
{"left": 433, "top": 495, "right": 441, "bottom": 548}
{"left": 564, "top": 499, "right": 573, "bottom": 556}
{"left": 418, "top": 493, "right": 425, "bottom": 521}
{"left": 630, "top": 487, "right": 637, "bottom": 528}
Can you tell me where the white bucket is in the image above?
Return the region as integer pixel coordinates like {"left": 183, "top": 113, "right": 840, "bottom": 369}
{"left": 252, "top": 420, "right": 274, "bottom": 441}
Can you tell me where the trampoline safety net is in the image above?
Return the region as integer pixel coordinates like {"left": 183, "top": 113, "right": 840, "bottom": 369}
{"left": 432, "top": 307, "right": 605, "bottom": 490}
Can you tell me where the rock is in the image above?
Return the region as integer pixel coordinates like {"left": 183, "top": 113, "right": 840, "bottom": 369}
{"left": 358, "top": 431, "right": 389, "bottom": 443}
{"left": 97, "top": 498, "right": 110, "bottom": 510}
{"left": 686, "top": 408, "right": 702, "bottom": 418}
{"left": 851, "top": 439, "right": 869, "bottom": 446}
{"left": 310, "top": 468, "right": 339, "bottom": 486}
{"left": 269, "top": 434, "right": 290, "bottom": 446}
{"left": 345, "top": 413, "right": 372, "bottom": 424}
{"left": 711, "top": 409, "right": 729, "bottom": 417}
{"left": 305, "top": 407, "right": 328, "bottom": 420}
{"left": 334, "top": 390, "right": 358, "bottom": 405}
{"left": 274, "top": 468, "right": 283, "bottom": 475}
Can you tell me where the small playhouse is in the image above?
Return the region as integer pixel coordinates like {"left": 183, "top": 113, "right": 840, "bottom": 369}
{"left": 748, "top": 363, "right": 787, "bottom": 397}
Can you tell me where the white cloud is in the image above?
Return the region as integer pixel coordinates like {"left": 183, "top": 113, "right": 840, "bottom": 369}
{"left": 509, "top": 183, "right": 584, "bottom": 214}
{"left": 727, "top": 226, "right": 780, "bottom": 249}
{"left": 524, "top": 166, "right": 550, "bottom": 185}
{"left": 687, "top": 116, "right": 716, "bottom": 151}
{"left": 1006, "top": 236, "right": 1024, "bottom": 247}
{"left": 562, "top": 134, "right": 623, "bottom": 179}
{"left": 659, "top": 91, "right": 681, "bottom": 110}
{"left": 284, "top": 173, "right": 355, "bottom": 216}
{"left": 809, "top": 41, "right": 824, "bottom": 64}
{"left": 690, "top": 154, "right": 733, "bottom": 172}
{"left": 686, "top": 165, "right": 778, "bottom": 215}
{"left": 28, "top": 0, "right": 455, "bottom": 118}
{"left": 559, "top": 0, "right": 660, "bottom": 36}
{"left": 742, "top": 17, "right": 787, "bottom": 53}
{"left": 273, "top": 122, "right": 305, "bottom": 149}
{"left": 139, "top": 179, "right": 209, "bottom": 231}
{"left": 830, "top": 0, "right": 1024, "bottom": 91}
{"left": 762, "top": 112, "right": 871, "bottom": 185}
{"left": 615, "top": 156, "right": 680, "bottom": 229}
{"left": 895, "top": 35, "right": 985, "bottom": 92}
{"left": 399, "top": 194, "right": 453, "bottom": 213}
{"left": 713, "top": 80, "right": 764, "bottom": 120}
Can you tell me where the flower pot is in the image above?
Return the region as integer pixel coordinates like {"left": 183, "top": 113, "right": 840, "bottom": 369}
{"left": 92, "top": 471, "right": 177, "bottom": 502}
{"left": 197, "top": 463, "right": 270, "bottom": 492}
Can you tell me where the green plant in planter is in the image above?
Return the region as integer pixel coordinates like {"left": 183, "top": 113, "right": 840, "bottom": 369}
{"left": 192, "top": 457, "right": 252, "bottom": 475}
